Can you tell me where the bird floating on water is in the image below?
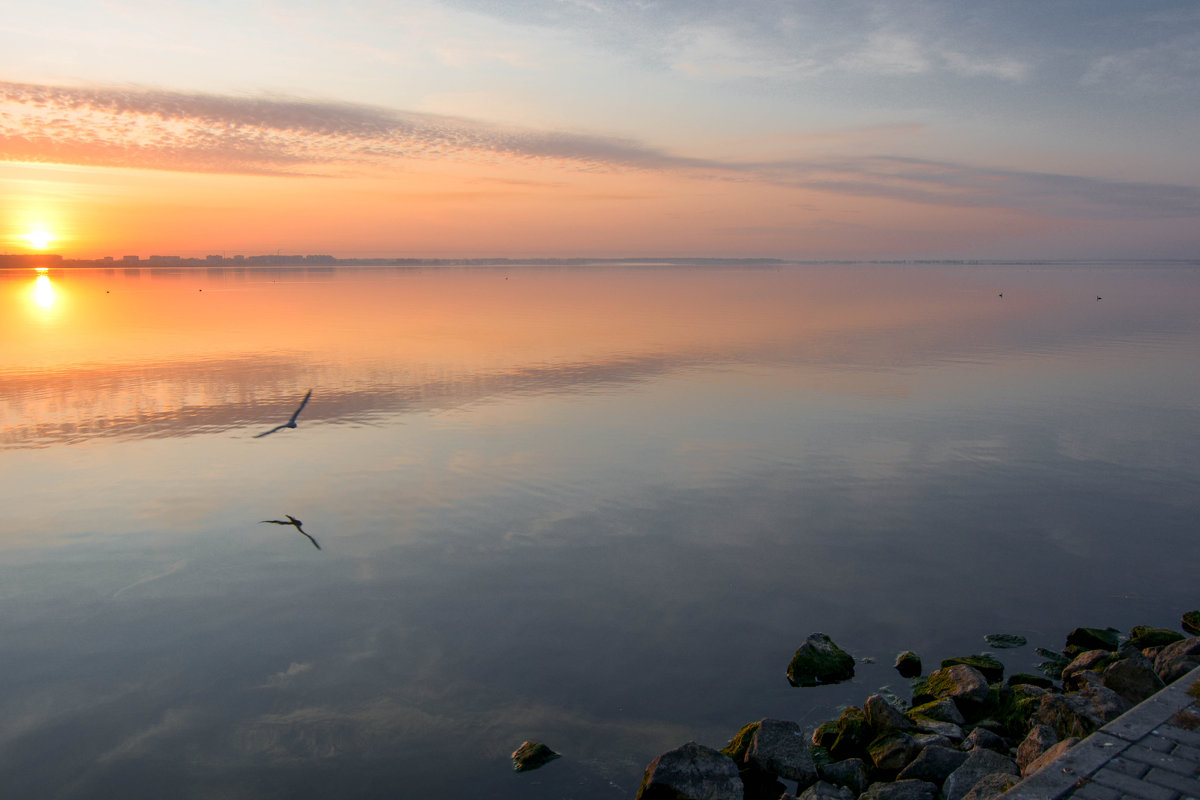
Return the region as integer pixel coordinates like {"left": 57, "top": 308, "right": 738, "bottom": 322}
{"left": 260, "top": 515, "right": 321, "bottom": 550}
{"left": 254, "top": 389, "right": 312, "bottom": 438}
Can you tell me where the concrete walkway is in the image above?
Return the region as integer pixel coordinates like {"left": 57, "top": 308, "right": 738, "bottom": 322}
{"left": 1006, "top": 664, "right": 1200, "bottom": 800}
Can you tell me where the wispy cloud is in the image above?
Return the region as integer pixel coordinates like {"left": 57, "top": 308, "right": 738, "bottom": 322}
{"left": 1082, "top": 33, "right": 1200, "bottom": 94}
{"left": 3, "top": 81, "right": 1197, "bottom": 222}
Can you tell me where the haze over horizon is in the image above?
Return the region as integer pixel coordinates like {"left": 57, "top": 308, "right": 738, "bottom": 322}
{"left": 3, "top": 1, "right": 1199, "bottom": 261}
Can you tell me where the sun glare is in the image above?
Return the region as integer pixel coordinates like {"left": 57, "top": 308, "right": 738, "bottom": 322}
{"left": 33, "top": 274, "right": 57, "bottom": 309}
{"left": 26, "top": 229, "right": 54, "bottom": 250}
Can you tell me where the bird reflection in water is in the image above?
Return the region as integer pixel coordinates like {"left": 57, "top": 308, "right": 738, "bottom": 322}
{"left": 260, "top": 515, "right": 321, "bottom": 550}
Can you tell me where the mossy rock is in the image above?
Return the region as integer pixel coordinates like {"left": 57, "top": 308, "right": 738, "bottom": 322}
{"left": 812, "top": 720, "right": 838, "bottom": 749}
{"left": 1007, "top": 672, "right": 1054, "bottom": 690}
{"left": 977, "top": 685, "right": 1035, "bottom": 738}
{"left": 830, "top": 706, "right": 868, "bottom": 760}
{"left": 912, "top": 665, "right": 989, "bottom": 708}
{"left": 894, "top": 651, "right": 922, "bottom": 679}
{"left": 1129, "top": 625, "right": 1185, "bottom": 649}
{"left": 511, "top": 741, "right": 561, "bottom": 772}
{"left": 1180, "top": 610, "right": 1200, "bottom": 636}
{"left": 1065, "top": 627, "right": 1121, "bottom": 654}
{"left": 984, "top": 633, "right": 1027, "bottom": 649}
{"left": 940, "top": 654, "right": 1004, "bottom": 683}
{"left": 810, "top": 745, "right": 833, "bottom": 771}
{"left": 720, "top": 721, "right": 760, "bottom": 762}
{"left": 787, "top": 633, "right": 856, "bottom": 687}
{"left": 1035, "top": 648, "right": 1071, "bottom": 680}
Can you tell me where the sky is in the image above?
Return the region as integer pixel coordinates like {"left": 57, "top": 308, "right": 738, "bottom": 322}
{"left": 2, "top": 0, "right": 1199, "bottom": 260}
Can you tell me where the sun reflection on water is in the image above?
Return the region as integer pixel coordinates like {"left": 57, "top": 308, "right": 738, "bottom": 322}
{"left": 33, "top": 274, "right": 57, "bottom": 310}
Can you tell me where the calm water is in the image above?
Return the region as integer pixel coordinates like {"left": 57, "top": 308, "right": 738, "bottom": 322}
{"left": 1, "top": 262, "right": 1198, "bottom": 798}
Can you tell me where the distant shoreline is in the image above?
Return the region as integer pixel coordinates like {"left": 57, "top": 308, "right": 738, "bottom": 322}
{"left": 3, "top": 254, "right": 1198, "bottom": 269}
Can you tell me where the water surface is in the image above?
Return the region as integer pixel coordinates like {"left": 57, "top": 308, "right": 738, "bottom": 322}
{"left": 2, "top": 262, "right": 1198, "bottom": 798}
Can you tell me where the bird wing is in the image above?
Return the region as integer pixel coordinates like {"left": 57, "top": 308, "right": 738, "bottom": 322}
{"left": 298, "top": 529, "right": 321, "bottom": 550}
{"left": 260, "top": 519, "right": 289, "bottom": 525}
{"left": 288, "top": 390, "right": 313, "bottom": 425}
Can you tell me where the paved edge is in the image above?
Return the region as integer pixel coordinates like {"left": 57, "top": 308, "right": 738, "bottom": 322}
{"left": 1003, "top": 663, "right": 1200, "bottom": 800}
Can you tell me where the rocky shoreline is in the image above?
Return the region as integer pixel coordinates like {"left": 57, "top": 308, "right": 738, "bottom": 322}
{"left": 628, "top": 612, "right": 1200, "bottom": 800}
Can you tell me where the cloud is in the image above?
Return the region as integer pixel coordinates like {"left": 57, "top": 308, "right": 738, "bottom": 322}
{"left": 2, "top": 81, "right": 1197, "bottom": 223}
{"left": 1082, "top": 33, "right": 1200, "bottom": 94}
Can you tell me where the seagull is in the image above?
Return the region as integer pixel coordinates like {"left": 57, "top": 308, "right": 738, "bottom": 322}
{"left": 998, "top": 292, "right": 1003, "bottom": 298}
{"left": 254, "top": 389, "right": 312, "bottom": 438}
{"left": 1096, "top": 296, "right": 1102, "bottom": 301}
{"left": 260, "top": 515, "right": 321, "bottom": 550}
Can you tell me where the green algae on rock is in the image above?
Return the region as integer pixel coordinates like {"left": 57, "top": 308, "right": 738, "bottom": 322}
{"left": 939, "top": 654, "right": 1004, "bottom": 684}
{"left": 984, "top": 633, "right": 1027, "bottom": 649}
{"left": 787, "top": 633, "right": 855, "bottom": 687}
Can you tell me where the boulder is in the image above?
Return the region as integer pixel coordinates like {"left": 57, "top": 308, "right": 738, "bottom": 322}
{"left": 865, "top": 694, "right": 914, "bottom": 734}
{"left": 829, "top": 706, "right": 869, "bottom": 760}
{"left": 1006, "top": 672, "right": 1053, "bottom": 689}
{"left": 860, "top": 780, "right": 939, "bottom": 800}
{"left": 867, "top": 730, "right": 921, "bottom": 772}
{"left": 811, "top": 720, "right": 838, "bottom": 749}
{"left": 940, "top": 655, "right": 1004, "bottom": 683}
{"left": 1016, "top": 725, "right": 1058, "bottom": 775}
{"left": 984, "top": 633, "right": 1027, "bottom": 649}
{"left": 1128, "top": 625, "right": 1184, "bottom": 649}
{"left": 745, "top": 718, "right": 817, "bottom": 785}
{"left": 961, "top": 772, "right": 1020, "bottom": 800}
{"left": 720, "top": 721, "right": 759, "bottom": 762}
{"left": 635, "top": 741, "right": 742, "bottom": 800}
{"left": 942, "top": 749, "right": 1019, "bottom": 800}
{"left": 1061, "top": 649, "right": 1115, "bottom": 689}
{"left": 912, "top": 665, "right": 990, "bottom": 710}
{"left": 1154, "top": 636, "right": 1200, "bottom": 683}
{"left": 907, "top": 716, "right": 965, "bottom": 745}
{"left": 896, "top": 744, "right": 968, "bottom": 785}
{"left": 963, "top": 727, "right": 1008, "bottom": 753}
{"left": 818, "top": 758, "right": 869, "bottom": 796}
{"left": 907, "top": 698, "right": 965, "bottom": 726}
{"left": 794, "top": 781, "right": 854, "bottom": 800}
{"left": 1065, "top": 627, "right": 1121, "bottom": 653}
{"left": 894, "top": 651, "right": 922, "bottom": 678}
{"left": 1079, "top": 682, "right": 1133, "bottom": 722}
{"left": 1035, "top": 692, "right": 1106, "bottom": 739}
{"left": 787, "top": 633, "right": 855, "bottom": 687}
{"left": 1103, "top": 651, "right": 1165, "bottom": 703}
{"left": 1021, "top": 737, "right": 1081, "bottom": 777}
{"left": 511, "top": 741, "right": 560, "bottom": 772}
{"left": 1183, "top": 611, "right": 1200, "bottom": 636}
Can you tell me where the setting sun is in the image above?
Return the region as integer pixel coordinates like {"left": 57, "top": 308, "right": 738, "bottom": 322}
{"left": 26, "top": 229, "right": 54, "bottom": 250}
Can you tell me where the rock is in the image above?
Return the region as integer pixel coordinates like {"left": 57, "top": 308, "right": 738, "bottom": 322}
{"left": 961, "top": 771, "right": 1020, "bottom": 800}
{"left": 1034, "top": 692, "right": 1100, "bottom": 739}
{"left": 867, "top": 730, "right": 921, "bottom": 772}
{"left": 811, "top": 720, "right": 838, "bottom": 749}
{"left": 1021, "top": 737, "right": 1081, "bottom": 777}
{"left": 907, "top": 698, "right": 965, "bottom": 726}
{"left": 942, "top": 749, "right": 1019, "bottom": 800}
{"left": 1061, "top": 649, "right": 1116, "bottom": 689}
{"left": 894, "top": 651, "right": 922, "bottom": 678}
{"left": 787, "top": 633, "right": 856, "bottom": 687}
{"left": 1103, "top": 651, "right": 1165, "bottom": 703}
{"left": 635, "top": 741, "right": 742, "bottom": 800}
{"left": 738, "top": 763, "right": 787, "bottom": 800}
{"left": 1006, "top": 672, "right": 1053, "bottom": 689}
{"left": 860, "top": 780, "right": 939, "bottom": 800}
{"left": 1065, "top": 626, "right": 1121, "bottom": 653}
{"left": 1154, "top": 636, "right": 1200, "bottom": 683}
{"left": 896, "top": 744, "right": 968, "bottom": 785}
{"left": 1016, "top": 725, "right": 1058, "bottom": 775}
{"left": 745, "top": 718, "right": 817, "bottom": 785}
{"left": 984, "top": 633, "right": 1027, "bottom": 649}
{"left": 794, "top": 781, "right": 854, "bottom": 800}
{"left": 963, "top": 727, "right": 1008, "bottom": 753}
{"left": 1129, "top": 625, "right": 1184, "bottom": 649}
{"left": 865, "top": 694, "right": 914, "bottom": 734}
{"left": 818, "top": 757, "right": 869, "bottom": 796}
{"left": 720, "top": 721, "right": 759, "bottom": 762}
{"left": 829, "top": 706, "right": 869, "bottom": 760}
{"left": 511, "top": 740, "right": 560, "bottom": 772}
{"left": 1035, "top": 648, "right": 1071, "bottom": 680}
{"left": 908, "top": 716, "right": 965, "bottom": 745}
{"left": 1080, "top": 682, "right": 1133, "bottom": 722}
{"left": 1183, "top": 611, "right": 1200, "bottom": 636}
{"left": 940, "top": 655, "right": 1004, "bottom": 683}
{"left": 912, "top": 665, "right": 990, "bottom": 709}
{"left": 911, "top": 732, "right": 954, "bottom": 750}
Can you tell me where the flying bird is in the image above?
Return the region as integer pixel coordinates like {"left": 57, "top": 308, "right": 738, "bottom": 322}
{"left": 254, "top": 389, "right": 312, "bottom": 438}
{"left": 260, "top": 514, "right": 321, "bottom": 550}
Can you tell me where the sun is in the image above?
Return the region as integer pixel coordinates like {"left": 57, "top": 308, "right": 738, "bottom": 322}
{"left": 26, "top": 229, "right": 54, "bottom": 250}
